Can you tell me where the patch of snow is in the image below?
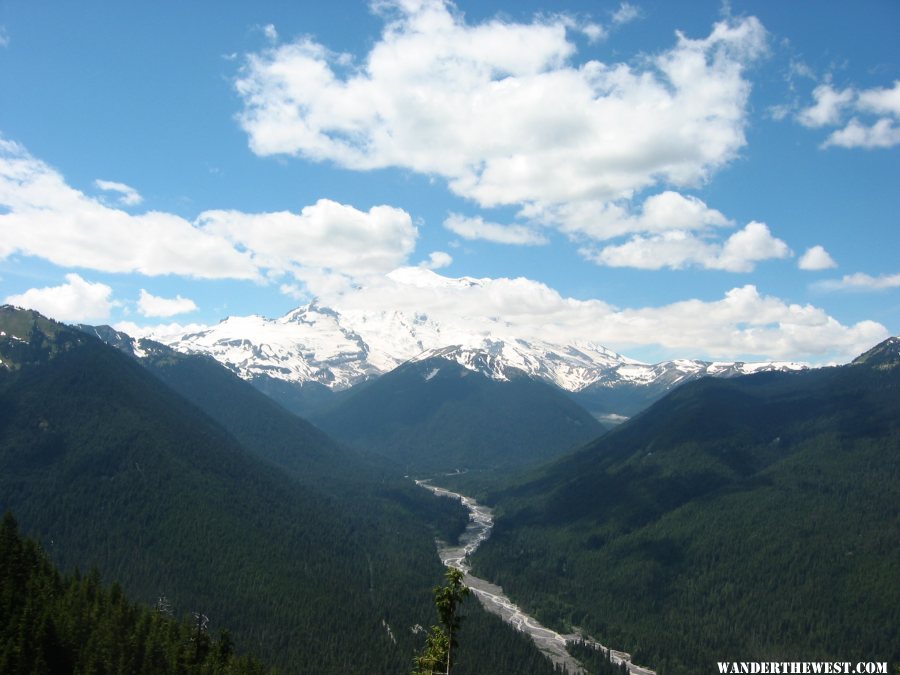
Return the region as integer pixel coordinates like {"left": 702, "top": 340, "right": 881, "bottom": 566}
{"left": 424, "top": 367, "right": 440, "bottom": 381}
{"left": 381, "top": 619, "right": 396, "bottom": 645}
{"left": 598, "top": 413, "right": 629, "bottom": 426}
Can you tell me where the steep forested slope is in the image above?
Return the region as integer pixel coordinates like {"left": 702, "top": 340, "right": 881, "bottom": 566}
{"left": 0, "top": 307, "right": 562, "bottom": 673}
{"left": 78, "top": 324, "right": 380, "bottom": 484}
{"left": 314, "top": 356, "right": 604, "bottom": 472}
{"left": 472, "top": 340, "right": 900, "bottom": 674}
{"left": 0, "top": 511, "right": 270, "bottom": 674}
{"left": 0, "top": 309, "right": 414, "bottom": 671}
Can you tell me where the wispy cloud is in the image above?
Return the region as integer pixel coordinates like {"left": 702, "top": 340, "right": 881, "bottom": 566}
{"left": 611, "top": 2, "right": 641, "bottom": 26}
{"left": 824, "top": 117, "right": 900, "bottom": 150}
{"left": 576, "top": 21, "right": 606, "bottom": 43}
{"left": 797, "top": 80, "right": 900, "bottom": 149}
{"left": 95, "top": 179, "right": 143, "bottom": 206}
{"left": 261, "top": 23, "right": 278, "bottom": 42}
{"left": 815, "top": 272, "right": 900, "bottom": 292}
{"left": 444, "top": 214, "right": 547, "bottom": 246}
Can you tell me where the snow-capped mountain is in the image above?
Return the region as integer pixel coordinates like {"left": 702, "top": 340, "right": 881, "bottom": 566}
{"left": 149, "top": 303, "right": 449, "bottom": 390}
{"left": 409, "top": 341, "right": 640, "bottom": 391}
{"left": 144, "top": 301, "right": 805, "bottom": 409}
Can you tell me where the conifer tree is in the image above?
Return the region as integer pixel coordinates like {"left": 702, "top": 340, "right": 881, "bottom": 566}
{"left": 413, "top": 567, "right": 470, "bottom": 675}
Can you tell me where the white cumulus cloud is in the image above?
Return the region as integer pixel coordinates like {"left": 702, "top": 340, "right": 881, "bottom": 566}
{"left": 857, "top": 80, "right": 900, "bottom": 117}
{"left": 235, "top": 4, "right": 788, "bottom": 274}
{"left": 716, "top": 221, "right": 792, "bottom": 272}
{"left": 796, "top": 84, "right": 854, "bottom": 128}
{"left": 798, "top": 245, "right": 837, "bottom": 271}
{"left": 4, "top": 274, "right": 115, "bottom": 323}
{"left": 0, "top": 139, "right": 419, "bottom": 294}
{"left": 798, "top": 80, "right": 900, "bottom": 149}
{"left": 236, "top": 2, "right": 766, "bottom": 216}
{"left": 137, "top": 289, "right": 199, "bottom": 317}
{"left": 0, "top": 139, "right": 258, "bottom": 280}
{"left": 583, "top": 221, "right": 791, "bottom": 272}
{"left": 532, "top": 190, "right": 732, "bottom": 241}
{"left": 421, "top": 251, "right": 453, "bottom": 269}
{"left": 196, "top": 199, "right": 417, "bottom": 278}
{"left": 116, "top": 266, "right": 889, "bottom": 365}
{"left": 823, "top": 117, "right": 900, "bottom": 149}
{"left": 322, "top": 267, "right": 886, "bottom": 363}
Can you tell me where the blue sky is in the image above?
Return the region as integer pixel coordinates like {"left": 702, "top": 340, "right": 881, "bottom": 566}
{"left": 0, "top": 0, "right": 897, "bottom": 364}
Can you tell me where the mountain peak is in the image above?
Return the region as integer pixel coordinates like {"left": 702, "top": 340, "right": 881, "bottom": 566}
{"left": 1, "top": 304, "right": 63, "bottom": 340}
{"left": 851, "top": 336, "right": 900, "bottom": 369}
{"left": 0, "top": 305, "right": 89, "bottom": 369}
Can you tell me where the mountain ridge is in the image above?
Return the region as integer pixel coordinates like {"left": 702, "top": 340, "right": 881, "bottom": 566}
{"left": 312, "top": 354, "right": 606, "bottom": 472}
{"left": 468, "top": 336, "right": 900, "bottom": 673}
{"left": 138, "top": 300, "right": 808, "bottom": 419}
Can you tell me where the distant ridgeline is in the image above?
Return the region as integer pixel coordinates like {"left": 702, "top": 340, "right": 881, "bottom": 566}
{"left": 0, "top": 306, "right": 563, "bottom": 674}
{"left": 472, "top": 337, "right": 900, "bottom": 674}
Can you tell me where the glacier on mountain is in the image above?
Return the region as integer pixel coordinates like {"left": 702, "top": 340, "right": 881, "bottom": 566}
{"left": 143, "top": 301, "right": 805, "bottom": 397}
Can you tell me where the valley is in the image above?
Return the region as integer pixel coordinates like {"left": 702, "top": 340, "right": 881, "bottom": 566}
{"left": 2, "top": 306, "right": 897, "bottom": 674}
{"left": 419, "top": 480, "right": 656, "bottom": 675}
{"left": 469, "top": 343, "right": 900, "bottom": 673}
{"left": 0, "top": 307, "right": 562, "bottom": 674}
{"left": 3, "top": 4, "right": 896, "bottom": 673}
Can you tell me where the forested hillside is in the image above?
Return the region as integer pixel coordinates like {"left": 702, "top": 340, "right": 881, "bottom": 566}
{"left": 0, "top": 511, "right": 271, "bottom": 674}
{"left": 0, "top": 307, "right": 562, "bottom": 673}
{"left": 472, "top": 340, "right": 900, "bottom": 674}
{"left": 314, "top": 356, "right": 604, "bottom": 472}
{"left": 77, "top": 324, "right": 361, "bottom": 488}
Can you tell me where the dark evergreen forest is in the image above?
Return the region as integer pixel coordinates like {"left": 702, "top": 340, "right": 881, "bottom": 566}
{"left": 3, "top": 306, "right": 897, "bottom": 675}
{"left": 0, "top": 307, "right": 562, "bottom": 673}
{"left": 0, "top": 511, "right": 270, "bottom": 674}
{"left": 471, "top": 345, "right": 900, "bottom": 674}
{"left": 313, "top": 356, "right": 604, "bottom": 473}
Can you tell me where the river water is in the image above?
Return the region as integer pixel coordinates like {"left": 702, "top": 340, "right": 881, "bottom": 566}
{"left": 417, "top": 480, "right": 656, "bottom": 675}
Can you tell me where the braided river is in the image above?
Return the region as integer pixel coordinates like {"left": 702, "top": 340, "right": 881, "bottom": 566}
{"left": 417, "top": 480, "right": 655, "bottom": 675}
